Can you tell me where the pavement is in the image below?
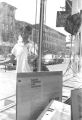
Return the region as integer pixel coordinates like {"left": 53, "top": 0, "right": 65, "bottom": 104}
{"left": 0, "top": 62, "right": 82, "bottom": 120}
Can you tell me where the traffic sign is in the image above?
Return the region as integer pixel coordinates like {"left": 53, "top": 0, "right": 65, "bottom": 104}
{"left": 56, "top": 11, "right": 71, "bottom": 27}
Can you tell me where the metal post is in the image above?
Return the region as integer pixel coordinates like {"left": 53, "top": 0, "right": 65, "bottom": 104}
{"left": 38, "top": 0, "right": 44, "bottom": 71}
{"left": 79, "top": 10, "right": 82, "bottom": 72}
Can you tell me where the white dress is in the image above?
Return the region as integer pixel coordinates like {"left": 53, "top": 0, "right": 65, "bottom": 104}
{"left": 11, "top": 42, "right": 32, "bottom": 73}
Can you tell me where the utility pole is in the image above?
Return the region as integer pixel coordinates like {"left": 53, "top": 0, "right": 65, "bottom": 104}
{"left": 38, "top": 0, "right": 44, "bottom": 71}
{"left": 72, "top": 0, "right": 82, "bottom": 73}
{"left": 79, "top": 10, "right": 82, "bottom": 72}
{"left": 78, "top": 1, "right": 82, "bottom": 73}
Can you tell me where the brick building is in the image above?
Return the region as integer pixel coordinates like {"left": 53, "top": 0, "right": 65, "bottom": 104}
{"left": 0, "top": 2, "right": 17, "bottom": 56}
{"left": 32, "top": 24, "right": 66, "bottom": 55}
{"left": 0, "top": 2, "right": 17, "bottom": 44}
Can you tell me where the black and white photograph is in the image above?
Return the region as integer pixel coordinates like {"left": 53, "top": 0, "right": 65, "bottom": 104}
{"left": 0, "top": 0, "right": 82, "bottom": 120}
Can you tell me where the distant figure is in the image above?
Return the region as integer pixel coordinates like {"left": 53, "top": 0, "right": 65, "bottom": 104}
{"left": 0, "top": 25, "right": 33, "bottom": 73}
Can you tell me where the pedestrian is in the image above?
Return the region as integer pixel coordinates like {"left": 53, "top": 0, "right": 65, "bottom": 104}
{"left": 0, "top": 25, "right": 33, "bottom": 73}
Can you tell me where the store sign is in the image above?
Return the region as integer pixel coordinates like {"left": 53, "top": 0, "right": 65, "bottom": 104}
{"left": 16, "top": 71, "right": 62, "bottom": 120}
{"left": 71, "top": 88, "right": 82, "bottom": 120}
{"left": 56, "top": 11, "right": 71, "bottom": 27}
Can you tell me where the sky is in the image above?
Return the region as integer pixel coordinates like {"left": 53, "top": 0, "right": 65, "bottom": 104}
{"left": 0, "top": 0, "right": 69, "bottom": 36}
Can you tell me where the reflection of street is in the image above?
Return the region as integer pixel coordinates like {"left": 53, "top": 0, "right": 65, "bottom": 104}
{"left": 0, "top": 69, "right": 16, "bottom": 120}
{"left": 0, "top": 70, "right": 16, "bottom": 100}
{"left": 0, "top": 62, "right": 82, "bottom": 120}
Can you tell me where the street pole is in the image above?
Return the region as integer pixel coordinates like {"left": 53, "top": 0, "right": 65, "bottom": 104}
{"left": 38, "top": 0, "right": 44, "bottom": 71}
{"left": 72, "top": 0, "right": 82, "bottom": 73}
{"left": 79, "top": 10, "right": 82, "bottom": 73}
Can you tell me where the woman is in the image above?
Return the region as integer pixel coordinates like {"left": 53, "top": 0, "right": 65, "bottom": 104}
{"left": 0, "top": 25, "right": 33, "bottom": 73}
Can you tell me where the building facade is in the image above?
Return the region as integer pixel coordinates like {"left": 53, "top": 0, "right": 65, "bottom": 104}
{"left": 32, "top": 24, "right": 66, "bottom": 55}
{"left": 0, "top": 2, "right": 16, "bottom": 44}
{"left": 0, "top": 2, "right": 17, "bottom": 56}
{"left": 0, "top": 2, "right": 66, "bottom": 57}
{"left": 0, "top": 2, "right": 33, "bottom": 56}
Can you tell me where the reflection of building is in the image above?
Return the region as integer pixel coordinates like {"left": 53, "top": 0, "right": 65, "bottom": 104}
{"left": 0, "top": 2, "right": 16, "bottom": 44}
{"left": 0, "top": 2, "right": 17, "bottom": 56}
{"left": 32, "top": 24, "right": 66, "bottom": 55}
{"left": 0, "top": 2, "right": 66, "bottom": 56}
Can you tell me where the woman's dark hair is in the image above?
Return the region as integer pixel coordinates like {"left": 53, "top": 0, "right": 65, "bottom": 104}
{"left": 23, "top": 25, "right": 32, "bottom": 35}
{"left": 21, "top": 25, "right": 32, "bottom": 42}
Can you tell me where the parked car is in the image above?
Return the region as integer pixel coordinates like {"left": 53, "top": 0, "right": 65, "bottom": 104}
{"left": 5, "top": 56, "right": 48, "bottom": 71}
{"left": 43, "top": 58, "right": 64, "bottom": 65}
